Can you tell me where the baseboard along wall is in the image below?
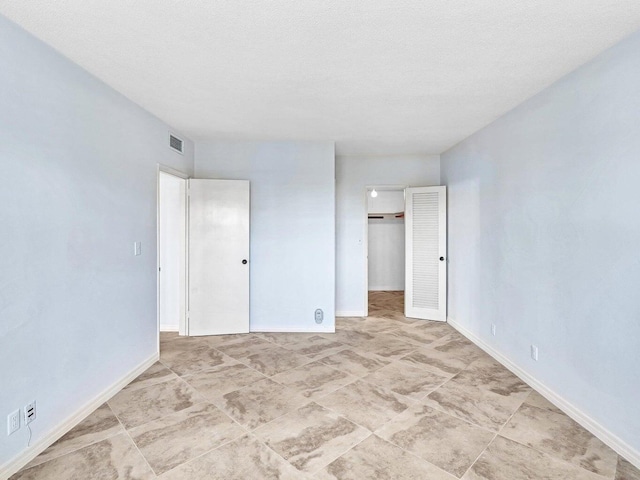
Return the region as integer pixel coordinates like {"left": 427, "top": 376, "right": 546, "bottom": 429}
{"left": 447, "top": 317, "right": 640, "bottom": 470}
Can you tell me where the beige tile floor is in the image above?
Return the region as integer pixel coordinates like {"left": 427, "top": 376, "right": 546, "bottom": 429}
{"left": 12, "top": 291, "right": 640, "bottom": 479}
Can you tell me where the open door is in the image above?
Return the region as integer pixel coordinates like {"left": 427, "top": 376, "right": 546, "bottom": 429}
{"left": 187, "top": 179, "right": 250, "bottom": 336}
{"left": 405, "top": 186, "right": 447, "bottom": 321}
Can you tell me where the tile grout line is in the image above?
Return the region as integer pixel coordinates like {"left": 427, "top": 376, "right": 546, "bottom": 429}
{"left": 16, "top": 404, "right": 126, "bottom": 472}
{"left": 494, "top": 400, "right": 617, "bottom": 479}
{"left": 121, "top": 422, "right": 159, "bottom": 478}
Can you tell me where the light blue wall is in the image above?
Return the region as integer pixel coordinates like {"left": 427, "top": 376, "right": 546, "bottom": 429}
{"left": 0, "top": 15, "right": 194, "bottom": 468}
{"left": 195, "top": 140, "right": 335, "bottom": 332}
{"left": 441, "top": 31, "right": 640, "bottom": 453}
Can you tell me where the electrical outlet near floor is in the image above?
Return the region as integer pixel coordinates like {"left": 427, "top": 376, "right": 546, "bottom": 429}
{"left": 491, "top": 324, "right": 496, "bottom": 336}
{"left": 7, "top": 410, "right": 20, "bottom": 436}
{"left": 24, "top": 401, "right": 36, "bottom": 426}
{"left": 531, "top": 344, "right": 539, "bottom": 361}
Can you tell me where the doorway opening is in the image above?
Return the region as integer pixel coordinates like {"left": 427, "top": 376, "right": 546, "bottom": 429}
{"left": 157, "top": 167, "right": 188, "bottom": 338}
{"left": 365, "top": 186, "right": 406, "bottom": 318}
{"left": 157, "top": 169, "right": 251, "bottom": 341}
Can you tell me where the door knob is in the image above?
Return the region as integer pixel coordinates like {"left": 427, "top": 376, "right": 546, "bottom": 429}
{"left": 242, "top": 259, "right": 248, "bottom": 265}
{"left": 439, "top": 257, "right": 445, "bottom": 261}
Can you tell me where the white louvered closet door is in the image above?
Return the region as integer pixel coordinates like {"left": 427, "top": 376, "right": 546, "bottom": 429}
{"left": 405, "top": 186, "right": 447, "bottom": 321}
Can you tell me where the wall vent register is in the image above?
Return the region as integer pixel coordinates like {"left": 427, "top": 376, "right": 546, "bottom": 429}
{"left": 169, "top": 134, "right": 184, "bottom": 154}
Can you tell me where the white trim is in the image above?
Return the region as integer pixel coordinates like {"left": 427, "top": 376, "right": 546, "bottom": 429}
{"left": 157, "top": 165, "right": 189, "bottom": 347}
{"left": 368, "top": 286, "right": 404, "bottom": 291}
{"left": 160, "top": 324, "right": 179, "bottom": 332}
{"left": 336, "top": 311, "right": 366, "bottom": 318}
{"left": 250, "top": 326, "right": 336, "bottom": 333}
{"left": 447, "top": 316, "right": 640, "bottom": 470}
{"left": 158, "top": 163, "right": 189, "bottom": 179}
{"left": 0, "top": 353, "right": 159, "bottom": 479}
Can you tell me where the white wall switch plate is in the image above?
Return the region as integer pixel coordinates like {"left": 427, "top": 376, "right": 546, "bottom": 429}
{"left": 24, "top": 401, "right": 36, "bottom": 426}
{"left": 7, "top": 410, "right": 20, "bottom": 436}
{"left": 491, "top": 324, "right": 496, "bottom": 336}
{"left": 531, "top": 345, "right": 539, "bottom": 361}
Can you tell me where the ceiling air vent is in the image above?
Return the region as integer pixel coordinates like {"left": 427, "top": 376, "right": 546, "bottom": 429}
{"left": 169, "top": 134, "right": 184, "bottom": 154}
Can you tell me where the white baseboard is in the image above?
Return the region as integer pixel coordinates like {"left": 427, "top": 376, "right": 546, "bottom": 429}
{"left": 250, "top": 326, "right": 335, "bottom": 333}
{"left": 0, "top": 352, "right": 159, "bottom": 479}
{"left": 336, "top": 311, "right": 366, "bottom": 317}
{"left": 368, "top": 286, "right": 404, "bottom": 291}
{"left": 160, "top": 324, "right": 179, "bottom": 332}
{"left": 447, "top": 316, "right": 640, "bottom": 470}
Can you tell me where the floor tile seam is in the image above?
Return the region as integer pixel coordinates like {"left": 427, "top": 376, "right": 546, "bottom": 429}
{"left": 515, "top": 400, "right": 591, "bottom": 429}
{"left": 286, "top": 345, "right": 350, "bottom": 361}
{"left": 303, "top": 431, "right": 376, "bottom": 477}
{"left": 415, "top": 398, "right": 502, "bottom": 436}
{"left": 112, "top": 376, "right": 208, "bottom": 431}
{"left": 154, "top": 428, "right": 253, "bottom": 478}
{"left": 413, "top": 376, "right": 456, "bottom": 402}
{"left": 354, "top": 367, "right": 449, "bottom": 402}
{"left": 429, "top": 368, "right": 528, "bottom": 403}
{"left": 120, "top": 423, "right": 159, "bottom": 478}
{"left": 361, "top": 345, "right": 419, "bottom": 360}
{"left": 441, "top": 381, "right": 533, "bottom": 408}
{"left": 125, "top": 399, "right": 240, "bottom": 436}
{"left": 494, "top": 395, "right": 617, "bottom": 478}
{"left": 16, "top": 424, "right": 126, "bottom": 472}
{"left": 217, "top": 352, "right": 268, "bottom": 375}
{"left": 385, "top": 334, "right": 440, "bottom": 349}
{"left": 494, "top": 393, "right": 530, "bottom": 438}
{"left": 121, "top": 375, "right": 179, "bottom": 394}
{"left": 241, "top": 397, "right": 322, "bottom": 434}
{"left": 314, "top": 356, "right": 368, "bottom": 377}
{"left": 310, "top": 401, "right": 375, "bottom": 436}
{"left": 496, "top": 429, "right": 616, "bottom": 479}
{"left": 177, "top": 357, "right": 261, "bottom": 376}
{"left": 256, "top": 355, "right": 318, "bottom": 378}
{"left": 458, "top": 430, "right": 499, "bottom": 479}
{"left": 249, "top": 434, "right": 314, "bottom": 479}
{"left": 335, "top": 374, "right": 423, "bottom": 411}
{"left": 376, "top": 356, "right": 454, "bottom": 380}
{"left": 254, "top": 335, "right": 301, "bottom": 348}
{"left": 268, "top": 371, "right": 361, "bottom": 401}
{"left": 499, "top": 432, "right": 615, "bottom": 479}
{"left": 372, "top": 428, "right": 472, "bottom": 479}
{"left": 203, "top": 398, "right": 256, "bottom": 440}
{"left": 395, "top": 359, "right": 462, "bottom": 379}
{"left": 298, "top": 346, "right": 354, "bottom": 363}
{"left": 174, "top": 374, "right": 209, "bottom": 404}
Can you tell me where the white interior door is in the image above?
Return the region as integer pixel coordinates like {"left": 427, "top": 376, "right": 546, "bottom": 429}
{"left": 188, "top": 179, "right": 250, "bottom": 336}
{"left": 158, "top": 172, "right": 187, "bottom": 333}
{"left": 405, "top": 186, "right": 447, "bottom": 321}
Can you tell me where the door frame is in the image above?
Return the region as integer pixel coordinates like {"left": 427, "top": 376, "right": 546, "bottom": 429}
{"left": 363, "top": 184, "right": 407, "bottom": 317}
{"left": 156, "top": 164, "right": 189, "bottom": 348}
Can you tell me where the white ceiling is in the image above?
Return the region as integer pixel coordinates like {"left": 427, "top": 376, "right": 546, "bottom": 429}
{"left": 2, "top": 1, "right": 640, "bottom": 155}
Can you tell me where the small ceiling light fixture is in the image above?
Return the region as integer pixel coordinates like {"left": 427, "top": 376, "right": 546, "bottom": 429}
{"left": 370, "top": 188, "right": 378, "bottom": 198}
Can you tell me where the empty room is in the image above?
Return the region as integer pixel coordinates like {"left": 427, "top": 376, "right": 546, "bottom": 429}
{"left": 1, "top": 2, "right": 639, "bottom": 479}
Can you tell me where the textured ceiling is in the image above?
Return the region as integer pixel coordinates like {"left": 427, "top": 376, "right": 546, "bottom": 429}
{"left": 2, "top": 1, "right": 640, "bottom": 155}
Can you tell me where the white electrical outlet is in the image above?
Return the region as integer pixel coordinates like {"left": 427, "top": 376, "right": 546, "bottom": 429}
{"left": 24, "top": 401, "right": 36, "bottom": 426}
{"left": 531, "top": 345, "right": 539, "bottom": 361}
{"left": 134, "top": 241, "right": 142, "bottom": 256}
{"left": 7, "top": 410, "right": 20, "bottom": 436}
{"left": 491, "top": 324, "right": 496, "bottom": 336}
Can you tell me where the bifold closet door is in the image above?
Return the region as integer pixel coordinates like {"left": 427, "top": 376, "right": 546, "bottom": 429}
{"left": 405, "top": 186, "right": 447, "bottom": 321}
{"left": 187, "top": 179, "right": 250, "bottom": 336}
